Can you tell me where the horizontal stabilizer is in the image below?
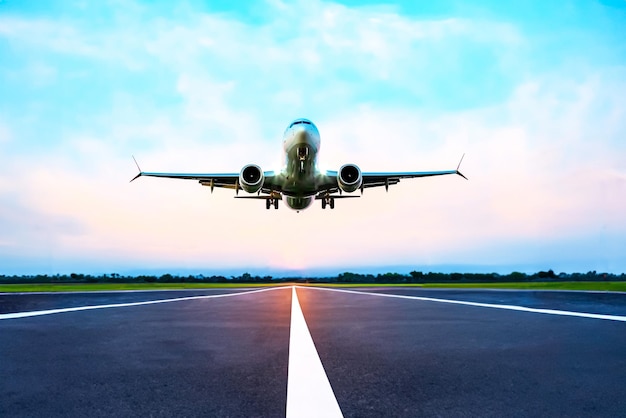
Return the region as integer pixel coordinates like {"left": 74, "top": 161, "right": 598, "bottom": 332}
{"left": 234, "top": 195, "right": 282, "bottom": 200}
{"left": 314, "top": 195, "right": 360, "bottom": 200}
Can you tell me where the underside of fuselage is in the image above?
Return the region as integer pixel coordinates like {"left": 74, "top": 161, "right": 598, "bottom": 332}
{"left": 277, "top": 119, "right": 323, "bottom": 209}
{"left": 285, "top": 196, "right": 313, "bottom": 210}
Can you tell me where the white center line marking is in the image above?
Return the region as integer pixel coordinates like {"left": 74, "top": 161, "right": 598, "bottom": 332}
{"left": 287, "top": 287, "right": 343, "bottom": 418}
{"left": 0, "top": 287, "right": 284, "bottom": 320}
{"left": 300, "top": 286, "right": 626, "bottom": 322}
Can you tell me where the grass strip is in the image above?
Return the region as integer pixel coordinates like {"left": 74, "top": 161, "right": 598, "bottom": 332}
{"left": 0, "top": 282, "right": 287, "bottom": 293}
{"left": 306, "top": 282, "right": 626, "bottom": 292}
{"left": 0, "top": 281, "right": 625, "bottom": 293}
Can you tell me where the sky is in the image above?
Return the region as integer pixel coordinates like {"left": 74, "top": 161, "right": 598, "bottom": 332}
{"left": 0, "top": 0, "right": 625, "bottom": 276}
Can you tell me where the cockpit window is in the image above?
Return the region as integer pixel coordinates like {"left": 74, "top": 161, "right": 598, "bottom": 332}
{"left": 289, "top": 120, "right": 312, "bottom": 128}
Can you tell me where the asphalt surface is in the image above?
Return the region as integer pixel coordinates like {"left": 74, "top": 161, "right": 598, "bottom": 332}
{"left": 1, "top": 286, "right": 625, "bottom": 417}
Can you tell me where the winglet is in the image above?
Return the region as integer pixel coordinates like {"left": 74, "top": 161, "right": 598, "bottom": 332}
{"left": 130, "top": 156, "right": 143, "bottom": 182}
{"left": 456, "top": 153, "right": 468, "bottom": 180}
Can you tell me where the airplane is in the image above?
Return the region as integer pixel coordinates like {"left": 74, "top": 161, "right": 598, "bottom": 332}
{"left": 131, "top": 118, "right": 467, "bottom": 211}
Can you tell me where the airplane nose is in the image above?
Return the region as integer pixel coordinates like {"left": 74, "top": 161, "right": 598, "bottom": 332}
{"left": 283, "top": 122, "right": 319, "bottom": 153}
{"left": 292, "top": 126, "right": 308, "bottom": 143}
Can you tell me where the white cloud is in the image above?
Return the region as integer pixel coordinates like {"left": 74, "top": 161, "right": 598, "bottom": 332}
{"left": 0, "top": 120, "right": 12, "bottom": 144}
{"left": 0, "top": 1, "right": 524, "bottom": 97}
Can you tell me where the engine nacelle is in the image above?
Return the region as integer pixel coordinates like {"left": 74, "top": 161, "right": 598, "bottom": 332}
{"left": 338, "top": 164, "right": 362, "bottom": 193}
{"left": 239, "top": 164, "right": 264, "bottom": 193}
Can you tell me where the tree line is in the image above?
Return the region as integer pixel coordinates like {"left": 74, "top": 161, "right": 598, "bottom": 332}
{"left": 0, "top": 270, "right": 623, "bottom": 284}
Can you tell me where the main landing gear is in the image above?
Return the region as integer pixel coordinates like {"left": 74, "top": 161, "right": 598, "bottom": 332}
{"left": 265, "top": 198, "right": 279, "bottom": 210}
{"left": 321, "top": 196, "right": 335, "bottom": 210}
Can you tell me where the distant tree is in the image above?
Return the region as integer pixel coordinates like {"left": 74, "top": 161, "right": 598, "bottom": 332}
{"left": 409, "top": 271, "right": 424, "bottom": 283}
{"left": 377, "top": 272, "right": 406, "bottom": 283}
{"left": 237, "top": 272, "right": 252, "bottom": 282}
{"left": 537, "top": 269, "right": 556, "bottom": 279}
{"left": 159, "top": 274, "right": 174, "bottom": 282}
{"left": 337, "top": 272, "right": 360, "bottom": 283}
{"left": 426, "top": 272, "right": 446, "bottom": 282}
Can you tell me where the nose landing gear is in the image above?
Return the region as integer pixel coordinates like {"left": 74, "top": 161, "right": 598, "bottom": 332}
{"left": 321, "top": 196, "right": 335, "bottom": 210}
{"left": 297, "top": 146, "right": 308, "bottom": 174}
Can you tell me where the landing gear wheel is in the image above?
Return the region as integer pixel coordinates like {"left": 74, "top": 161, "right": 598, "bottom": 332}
{"left": 274, "top": 199, "right": 279, "bottom": 209}
{"left": 266, "top": 199, "right": 271, "bottom": 210}
{"left": 321, "top": 199, "right": 327, "bottom": 209}
{"left": 330, "top": 197, "right": 335, "bottom": 209}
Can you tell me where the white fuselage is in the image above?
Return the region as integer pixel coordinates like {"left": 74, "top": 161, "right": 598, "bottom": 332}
{"left": 279, "top": 119, "right": 323, "bottom": 210}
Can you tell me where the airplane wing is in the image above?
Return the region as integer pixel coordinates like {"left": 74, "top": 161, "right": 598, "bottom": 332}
{"left": 363, "top": 154, "right": 467, "bottom": 190}
{"left": 362, "top": 168, "right": 467, "bottom": 190}
{"left": 323, "top": 155, "right": 467, "bottom": 194}
{"left": 130, "top": 157, "right": 278, "bottom": 193}
{"left": 131, "top": 170, "right": 241, "bottom": 190}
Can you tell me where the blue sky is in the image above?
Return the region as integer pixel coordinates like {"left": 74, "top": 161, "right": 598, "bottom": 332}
{"left": 0, "top": 0, "right": 625, "bottom": 275}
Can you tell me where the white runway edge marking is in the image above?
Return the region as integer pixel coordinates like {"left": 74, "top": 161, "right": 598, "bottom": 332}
{"left": 0, "top": 287, "right": 284, "bottom": 320}
{"left": 301, "top": 286, "right": 626, "bottom": 323}
{"left": 287, "top": 287, "right": 343, "bottom": 418}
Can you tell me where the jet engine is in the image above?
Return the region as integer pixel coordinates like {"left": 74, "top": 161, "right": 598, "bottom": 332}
{"left": 239, "top": 164, "right": 264, "bottom": 193}
{"left": 338, "top": 164, "right": 362, "bottom": 193}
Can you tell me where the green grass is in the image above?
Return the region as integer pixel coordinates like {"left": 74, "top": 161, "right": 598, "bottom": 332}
{"left": 307, "top": 282, "right": 626, "bottom": 292}
{"left": 0, "top": 282, "right": 288, "bottom": 293}
{"left": 423, "top": 281, "right": 626, "bottom": 291}
{"left": 1, "top": 281, "right": 624, "bottom": 293}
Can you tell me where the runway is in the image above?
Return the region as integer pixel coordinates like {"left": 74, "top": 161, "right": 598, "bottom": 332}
{"left": 1, "top": 286, "right": 625, "bottom": 417}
